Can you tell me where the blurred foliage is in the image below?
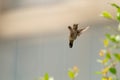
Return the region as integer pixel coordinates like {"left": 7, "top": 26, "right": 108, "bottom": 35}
{"left": 101, "top": 11, "right": 113, "bottom": 20}
{"left": 97, "top": 2, "right": 120, "bottom": 80}
{"left": 36, "top": 66, "right": 79, "bottom": 80}
{"left": 68, "top": 66, "right": 79, "bottom": 80}
{"left": 36, "top": 73, "right": 54, "bottom": 80}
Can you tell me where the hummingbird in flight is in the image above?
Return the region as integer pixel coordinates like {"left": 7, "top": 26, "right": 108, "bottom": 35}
{"left": 68, "top": 24, "right": 89, "bottom": 48}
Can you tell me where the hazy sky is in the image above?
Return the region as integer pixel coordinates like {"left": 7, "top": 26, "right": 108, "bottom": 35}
{"left": 1, "top": 0, "right": 120, "bottom": 39}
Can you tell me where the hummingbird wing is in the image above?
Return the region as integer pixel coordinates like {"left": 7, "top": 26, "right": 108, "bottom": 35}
{"left": 77, "top": 26, "right": 90, "bottom": 36}
{"left": 68, "top": 26, "right": 73, "bottom": 32}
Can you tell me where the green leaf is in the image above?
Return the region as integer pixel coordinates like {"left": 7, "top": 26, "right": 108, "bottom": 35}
{"left": 117, "top": 8, "right": 120, "bottom": 21}
{"left": 106, "top": 52, "right": 111, "bottom": 59}
{"left": 106, "top": 34, "right": 115, "bottom": 42}
{"left": 95, "top": 71, "right": 102, "bottom": 74}
{"left": 109, "top": 67, "right": 117, "bottom": 75}
{"left": 101, "top": 11, "right": 113, "bottom": 19}
{"left": 111, "top": 3, "right": 120, "bottom": 21}
{"left": 106, "top": 34, "right": 119, "bottom": 43}
{"left": 44, "top": 73, "right": 49, "bottom": 80}
{"left": 102, "top": 58, "right": 109, "bottom": 64}
{"left": 113, "top": 53, "right": 120, "bottom": 62}
{"left": 106, "top": 34, "right": 113, "bottom": 40}
{"left": 104, "top": 39, "right": 109, "bottom": 47}
{"left": 111, "top": 3, "right": 120, "bottom": 9}
{"left": 68, "top": 70, "right": 74, "bottom": 79}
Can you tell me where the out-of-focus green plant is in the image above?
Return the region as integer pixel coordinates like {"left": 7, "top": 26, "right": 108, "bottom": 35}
{"left": 35, "top": 66, "right": 79, "bottom": 80}
{"left": 36, "top": 73, "right": 54, "bottom": 80}
{"left": 96, "top": 2, "right": 120, "bottom": 80}
{"left": 68, "top": 66, "right": 79, "bottom": 80}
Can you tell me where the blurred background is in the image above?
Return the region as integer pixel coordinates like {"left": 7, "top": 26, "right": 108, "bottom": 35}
{"left": 0, "top": 0, "right": 119, "bottom": 80}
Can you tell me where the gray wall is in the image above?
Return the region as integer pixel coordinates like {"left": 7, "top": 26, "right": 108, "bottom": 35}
{"left": 0, "top": 25, "right": 109, "bottom": 80}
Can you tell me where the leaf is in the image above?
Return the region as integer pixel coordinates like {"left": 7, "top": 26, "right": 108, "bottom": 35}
{"left": 117, "top": 8, "right": 120, "bottom": 22}
{"left": 113, "top": 53, "right": 120, "bottom": 62}
{"left": 106, "top": 34, "right": 113, "bottom": 41}
{"left": 102, "top": 77, "right": 112, "bottom": 80}
{"left": 104, "top": 39, "right": 109, "bottom": 47}
{"left": 101, "top": 11, "right": 113, "bottom": 19}
{"left": 106, "top": 52, "right": 111, "bottom": 59}
{"left": 102, "top": 58, "right": 109, "bottom": 64}
{"left": 106, "top": 34, "right": 119, "bottom": 43}
{"left": 111, "top": 3, "right": 120, "bottom": 21}
{"left": 68, "top": 70, "right": 74, "bottom": 79}
{"left": 111, "top": 3, "right": 120, "bottom": 9}
{"left": 108, "top": 77, "right": 112, "bottom": 80}
{"left": 109, "top": 67, "right": 117, "bottom": 75}
{"left": 102, "top": 77, "right": 107, "bottom": 80}
{"left": 44, "top": 73, "right": 49, "bottom": 80}
{"left": 95, "top": 71, "right": 102, "bottom": 74}
{"left": 102, "top": 67, "right": 109, "bottom": 74}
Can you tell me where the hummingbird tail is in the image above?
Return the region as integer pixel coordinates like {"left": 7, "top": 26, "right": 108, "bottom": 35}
{"left": 69, "top": 40, "right": 73, "bottom": 48}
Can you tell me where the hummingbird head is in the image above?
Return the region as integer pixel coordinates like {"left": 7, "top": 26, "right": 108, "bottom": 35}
{"left": 73, "top": 24, "right": 78, "bottom": 30}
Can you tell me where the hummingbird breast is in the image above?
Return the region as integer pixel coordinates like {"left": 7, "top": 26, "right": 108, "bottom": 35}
{"left": 69, "top": 30, "right": 78, "bottom": 40}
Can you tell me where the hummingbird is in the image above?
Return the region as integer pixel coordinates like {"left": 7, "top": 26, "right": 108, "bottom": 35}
{"left": 68, "top": 24, "right": 89, "bottom": 48}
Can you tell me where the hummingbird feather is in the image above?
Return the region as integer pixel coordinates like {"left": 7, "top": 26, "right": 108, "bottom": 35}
{"left": 68, "top": 24, "right": 89, "bottom": 48}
